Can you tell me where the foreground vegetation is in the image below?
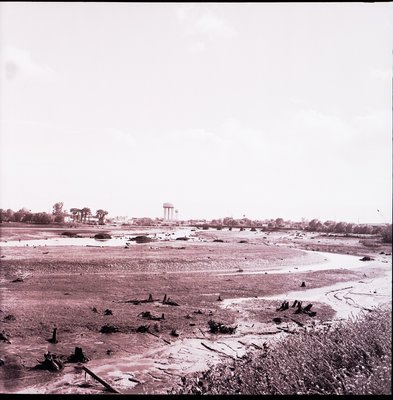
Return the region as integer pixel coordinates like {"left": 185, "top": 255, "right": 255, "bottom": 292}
{"left": 171, "top": 305, "right": 392, "bottom": 395}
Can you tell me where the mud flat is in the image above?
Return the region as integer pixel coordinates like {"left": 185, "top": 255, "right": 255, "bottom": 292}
{"left": 0, "top": 225, "right": 391, "bottom": 394}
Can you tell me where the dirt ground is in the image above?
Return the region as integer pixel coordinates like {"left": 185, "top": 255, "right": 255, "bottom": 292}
{"left": 0, "top": 224, "right": 391, "bottom": 394}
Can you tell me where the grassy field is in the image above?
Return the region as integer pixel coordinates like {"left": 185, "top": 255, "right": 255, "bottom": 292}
{"left": 171, "top": 305, "right": 392, "bottom": 395}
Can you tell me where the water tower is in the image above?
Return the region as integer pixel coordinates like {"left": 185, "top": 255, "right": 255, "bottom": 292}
{"left": 163, "top": 202, "right": 174, "bottom": 221}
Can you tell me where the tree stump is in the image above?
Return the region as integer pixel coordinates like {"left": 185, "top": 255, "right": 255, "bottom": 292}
{"left": 48, "top": 327, "right": 58, "bottom": 344}
{"left": 68, "top": 346, "right": 89, "bottom": 363}
{"left": 301, "top": 282, "right": 306, "bottom": 287}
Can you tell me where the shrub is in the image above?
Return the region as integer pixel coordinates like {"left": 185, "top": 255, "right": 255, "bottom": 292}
{"left": 172, "top": 305, "right": 391, "bottom": 395}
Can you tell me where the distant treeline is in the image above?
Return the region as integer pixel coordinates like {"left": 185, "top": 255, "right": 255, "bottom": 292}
{"left": 0, "top": 202, "right": 109, "bottom": 225}
{"left": 206, "top": 217, "right": 391, "bottom": 242}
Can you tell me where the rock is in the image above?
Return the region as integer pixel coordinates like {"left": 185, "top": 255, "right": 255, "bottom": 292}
{"left": 94, "top": 233, "right": 112, "bottom": 240}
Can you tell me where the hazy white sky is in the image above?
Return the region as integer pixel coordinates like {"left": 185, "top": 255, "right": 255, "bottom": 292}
{"left": 0, "top": 2, "right": 392, "bottom": 223}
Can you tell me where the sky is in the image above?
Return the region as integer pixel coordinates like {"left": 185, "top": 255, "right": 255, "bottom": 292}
{"left": 0, "top": 2, "right": 392, "bottom": 223}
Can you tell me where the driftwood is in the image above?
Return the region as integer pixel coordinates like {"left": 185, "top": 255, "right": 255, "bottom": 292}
{"left": 303, "top": 303, "right": 313, "bottom": 312}
{"left": 162, "top": 295, "right": 179, "bottom": 306}
{"left": 201, "top": 342, "right": 236, "bottom": 360}
{"left": 82, "top": 365, "right": 120, "bottom": 393}
{"left": 289, "top": 318, "right": 304, "bottom": 327}
{"left": 124, "top": 294, "right": 159, "bottom": 305}
{"left": 37, "top": 352, "right": 64, "bottom": 371}
{"left": 276, "top": 301, "right": 289, "bottom": 311}
{"left": 147, "top": 330, "right": 171, "bottom": 344}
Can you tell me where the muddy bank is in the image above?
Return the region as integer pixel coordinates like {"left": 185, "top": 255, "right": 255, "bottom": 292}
{"left": 0, "top": 227, "right": 391, "bottom": 394}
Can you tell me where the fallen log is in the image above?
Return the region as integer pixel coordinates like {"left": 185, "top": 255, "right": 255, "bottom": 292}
{"left": 82, "top": 365, "right": 120, "bottom": 394}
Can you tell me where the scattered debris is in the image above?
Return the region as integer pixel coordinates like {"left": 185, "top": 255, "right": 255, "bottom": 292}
{"left": 68, "top": 346, "right": 89, "bottom": 363}
{"left": 276, "top": 301, "right": 289, "bottom": 311}
{"left": 138, "top": 311, "right": 165, "bottom": 321}
{"left": 162, "top": 294, "right": 180, "bottom": 306}
{"left": 128, "top": 376, "right": 142, "bottom": 384}
{"left": 100, "top": 324, "right": 120, "bottom": 334}
{"left": 136, "top": 324, "right": 150, "bottom": 333}
{"left": 170, "top": 329, "right": 179, "bottom": 337}
{"left": 0, "top": 330, "right": 11, "bottom": 344}
{"left": 208, "top": 320, "right": 237, "bottom": 334}
{"left": 289, "top": 318, "right": 304, "bottom": 327}
{"left": 201, "top": 342, "right": 236, "bottom": 359}
{"left": 124, "top": 294, "right": 159, "bottom": 305}
{"left": 36, "top": 352, "right": 64, "bottom": 371}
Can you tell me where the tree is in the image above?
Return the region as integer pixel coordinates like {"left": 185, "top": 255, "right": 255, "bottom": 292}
{"left": 13, "top": 208, "right": 29, "bottom": 222}
{"left": 96, "top": 209, "right": 108, "bottom": 225}
{"left": 32, "top": 212, "right": 52, "bottom": 224}
{"left": 70, "top": 208, "right": 82, "bottom": 223}
{"left": 81, "top": 207, "right": 91, "bottom": 223}
{"left": 275, "top": 218, "right": 284, "bottom": 228}
{"left": 307, "top": 219, "right": 324, "bottom": 232}
{"left": 334, "top": 222, "right": 347, "bottom": 234}
{"left": 52, "top": 202, "right": 65, "bottom": 223}
{"left": 22, "top": 212, "right": 34, "bottom": 223}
